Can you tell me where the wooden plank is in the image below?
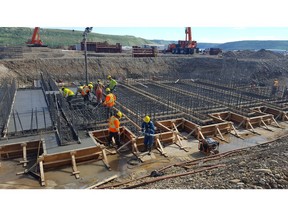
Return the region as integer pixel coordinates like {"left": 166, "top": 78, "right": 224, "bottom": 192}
{"left": 87, "top": 175, "right": 118, "bottom": 189}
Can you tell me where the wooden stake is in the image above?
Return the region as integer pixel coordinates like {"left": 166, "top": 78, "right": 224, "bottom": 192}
{"left": 101, "top": 149, "right": 111, "bottom": 170}
{"left": 156, "top": 138, "right": 167, "bottom": 157}
{"left": 20, "top": 143, "right": 28, "bottom": 167}
{"left": 70, "top": 151, "right": 80, "bottom": 179}
{"left": 38, "top": 156, "right": 45, "bottom": 186}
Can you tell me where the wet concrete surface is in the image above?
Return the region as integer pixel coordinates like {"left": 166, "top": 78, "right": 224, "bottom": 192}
{"left": 1, "top": 123, "right": 288, "bottom": 189}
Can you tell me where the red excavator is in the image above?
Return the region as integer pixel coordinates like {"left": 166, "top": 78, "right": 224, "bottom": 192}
{"left": 164, "top": 27, "right": 198, "bottom": 54}
{"left": 26, "top": 27, "right": 47, "bottom": 47}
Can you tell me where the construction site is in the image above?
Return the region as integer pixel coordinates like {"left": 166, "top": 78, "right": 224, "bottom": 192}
{"left": 1, "top": 28, "right": 288, "bottom": 189}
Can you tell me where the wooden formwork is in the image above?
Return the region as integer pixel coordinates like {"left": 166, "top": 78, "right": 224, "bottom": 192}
{"left": 253, "top": 106, "right": 288, "bottom": 121}
{"left": 209, "top": 111, "right": 280, "bottom": 134}
{"left": 0, "top": 140, "right": 43, "bottom": 166}
{"left": 156, "top": 118, "right": 240, "bottom": 143}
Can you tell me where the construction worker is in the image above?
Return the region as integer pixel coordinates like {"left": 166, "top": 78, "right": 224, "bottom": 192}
{"left": 271, "top": 78, "right": 279, "bottom": 96}
{"left": 103, "top": 88, "right": 116, "bottom": 118}
{"left": 107, "top": 75, "right": 117, "bottom": 92}
{"left": 141, "top": 115, "right": 155, "bottom": 155}
{"left": 95, "top": 79, "right": 104, "bottom": 104}
{"left": 61, "top": 87, "right": 75, "bottom": 108}
{"left": 107, "top": 111, "right": 122, "bottom": 148}
{"left": 78, "top": 84, "right": 91, "bottom": 104}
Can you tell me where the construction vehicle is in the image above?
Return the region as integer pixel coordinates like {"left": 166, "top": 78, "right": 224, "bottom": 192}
{"left": 198, "top": 138, "right": 219, "bottom": 155}
{"left": 164, "top": 27, "right": 198, "bottom": 54}
{"left": 26, "top": 27, "right": 47, "bottom": 47}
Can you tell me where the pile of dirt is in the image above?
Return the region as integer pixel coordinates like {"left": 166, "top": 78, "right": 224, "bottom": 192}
{"left": 249, "top": 49, "right": 284, "bottom": 59}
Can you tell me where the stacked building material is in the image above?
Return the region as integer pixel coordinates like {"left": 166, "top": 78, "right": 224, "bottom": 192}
{"left": 0, "top": 46, "right": 23, "bottom": 59}
{"left": 81, "top": 41, "right": 122, "bottom": 53}
{"left": 132, "top": 46, "right": 158, "bottom": 57}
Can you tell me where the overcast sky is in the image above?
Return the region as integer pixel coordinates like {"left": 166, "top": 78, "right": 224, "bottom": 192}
{"left": 2, "top": 0, "right": 288, "bottom": 43}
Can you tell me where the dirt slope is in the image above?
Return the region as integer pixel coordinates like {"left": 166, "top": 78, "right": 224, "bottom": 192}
{"left": 1, "top": 49, "right": 288, "bottom": 87}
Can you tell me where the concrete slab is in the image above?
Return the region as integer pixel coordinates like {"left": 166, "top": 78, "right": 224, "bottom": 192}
{"left": 7, "top": 89, "right": 52, "bottom": 133}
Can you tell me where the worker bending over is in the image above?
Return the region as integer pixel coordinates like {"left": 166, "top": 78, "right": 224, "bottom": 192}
{"left": 103, "top": 88, "right": 116, "bottom": 118}
{"left": 61, "top": 87, "right": 75, "bottom": 108}
{"left": 107, "top": 75, "right": 117, "bottom": 92}
{"left": 107, "top": 111, "right": 123, "bottom": 149}
{"left": 95, "top": 79, "right": 104, "bottom": 104}
{"left": 141, "top": 115, "right": 155, "bottom": 155}
{"left": 77, "top": 84, "right": 91, "bottom": 104}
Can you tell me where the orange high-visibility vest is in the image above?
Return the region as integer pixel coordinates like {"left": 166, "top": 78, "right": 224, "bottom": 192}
{"left": 109, "top": 116, "right": 120, "bottom": 132}
{"left": 81, "top": 85, "right": 90, "bottom": 96}
{"left": 104, "top": 93, "right": 116, "bottom": 107}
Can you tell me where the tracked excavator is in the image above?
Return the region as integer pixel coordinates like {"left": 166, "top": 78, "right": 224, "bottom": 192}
{"left": 26, "top": 27, "right": 47, "bottom": 47}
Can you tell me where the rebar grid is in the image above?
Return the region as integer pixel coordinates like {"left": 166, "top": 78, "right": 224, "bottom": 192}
{"left": 128, "top": 82, "right": 215, "bottom": 123}
{"left": 114, "top": 84, "right": 181, "bottom": 134}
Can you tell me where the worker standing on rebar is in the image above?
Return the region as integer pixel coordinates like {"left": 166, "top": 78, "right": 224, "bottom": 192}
{"left": 107, "top": 111, "right": 122, "bottom": 148}
{"left": 271, "top": 78, "right": 279, "bottom": 96}
{"left": 107, "top": 75, "right": 117, "bottom": 92}
{"left": 141, "top": 115, "right": 155, "bottom": 155}
{"left": 61, "top": 87, "right": 75, "bottom": 108}
{"left": 95, "top": 79, "right": 104, "bottom": 104}
{"left": 103, "top": 88, "right": 116, "bottom": 118}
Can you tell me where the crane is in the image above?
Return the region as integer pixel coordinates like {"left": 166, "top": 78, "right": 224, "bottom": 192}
{"left": 164, "top": 27, "right": 198, "bottom": 54}
{"left": 26, "top": 27, "right": 47, "bottom": 47}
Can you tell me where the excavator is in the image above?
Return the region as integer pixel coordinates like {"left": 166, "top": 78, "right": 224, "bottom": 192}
{"left": 164, "top": 27, "right": 198, "bottom": 54}
{"left": 26, "top": 27, "right": 47, "bottom": 47}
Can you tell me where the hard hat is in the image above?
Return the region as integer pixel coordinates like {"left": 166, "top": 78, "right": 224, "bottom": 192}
{"left": 143, "top": 115, "right": 150, "bottom": 123}
{"left": 88, "top": 84, "right": 93, "bottom": 88}
{"left": 116, "top": 111, "right": 123, "bottom": 118}
{"left": 97, "top": 79, "right": 101, "bottom": 82}
{"left": 106, "top": 88, "right": 110, "bottom": 92}
{"left": 61, "top": 87, "right": 65, "bottom": 91}
{"left": 89, "top": 82, "right": 93, "bottom": 84}
{"left": 107, "top": 75, "right": 112, "bottom": 79}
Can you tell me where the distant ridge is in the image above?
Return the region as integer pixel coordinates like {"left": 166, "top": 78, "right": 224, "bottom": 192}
{"left": 0, "top": 27, "right": 287, "bottom": 51}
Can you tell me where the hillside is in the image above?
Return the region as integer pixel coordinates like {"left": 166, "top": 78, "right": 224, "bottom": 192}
{"left": 0, "top": 27, "right": 152, "bottom": 48}
{"left": 1, "top": 27, "right": 288, "bottom": 51}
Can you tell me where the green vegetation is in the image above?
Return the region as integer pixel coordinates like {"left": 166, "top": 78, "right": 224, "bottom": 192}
{"left": 0, "top": 27, "right": 152, "bottom": 48}
{"left": 1, "top": 27, "right": 288, "bottom": 51}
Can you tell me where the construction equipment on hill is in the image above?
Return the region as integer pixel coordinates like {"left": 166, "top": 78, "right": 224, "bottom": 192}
{"left": 198, "top": 138, "right": 219, "bottom": 155}
{"left": 26, "top": 27, "right": 47, "bottom": 47}
{"left": 165, "top": 27, "right": 198, "bottom": 55}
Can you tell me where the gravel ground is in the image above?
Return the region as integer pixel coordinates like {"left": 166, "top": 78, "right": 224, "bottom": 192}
{"left": 135, "top": 136, "right": 288, "bottom": 189}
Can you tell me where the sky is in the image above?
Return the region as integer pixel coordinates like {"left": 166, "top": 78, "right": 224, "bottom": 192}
{"left": 2, "top": 0, "right": 288, "bottom": 43}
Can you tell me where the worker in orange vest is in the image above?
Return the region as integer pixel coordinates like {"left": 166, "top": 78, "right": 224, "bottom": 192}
{"left": 107, "top": 111, "right": 123, "bottom": 148}
{"left": 103, "top": 87, "right": 116, "bottom": 118}
{"left": 79, "top": 85, "right": 91, "bottom": 104}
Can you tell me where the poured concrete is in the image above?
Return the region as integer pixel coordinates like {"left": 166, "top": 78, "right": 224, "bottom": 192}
{"left": 7, "top": 89, "right": 52, "bottom": 133}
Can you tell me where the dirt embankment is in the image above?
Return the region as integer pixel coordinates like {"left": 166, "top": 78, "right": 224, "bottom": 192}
{"left": 0, "top": 50, "right": 288, "bottom": 87}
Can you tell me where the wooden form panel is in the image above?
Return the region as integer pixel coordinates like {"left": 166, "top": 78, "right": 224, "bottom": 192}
{"left": 254, "top": 106, "right": 288, "bottom": 121}
{"left": 43, "top": 146, "right": 102, "bottom": 169}
{"left": 90, "top": 127, "right": 133, "bottom": 145}
{"left": 0, "top": 140, "right": 42, "bottom": 159}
